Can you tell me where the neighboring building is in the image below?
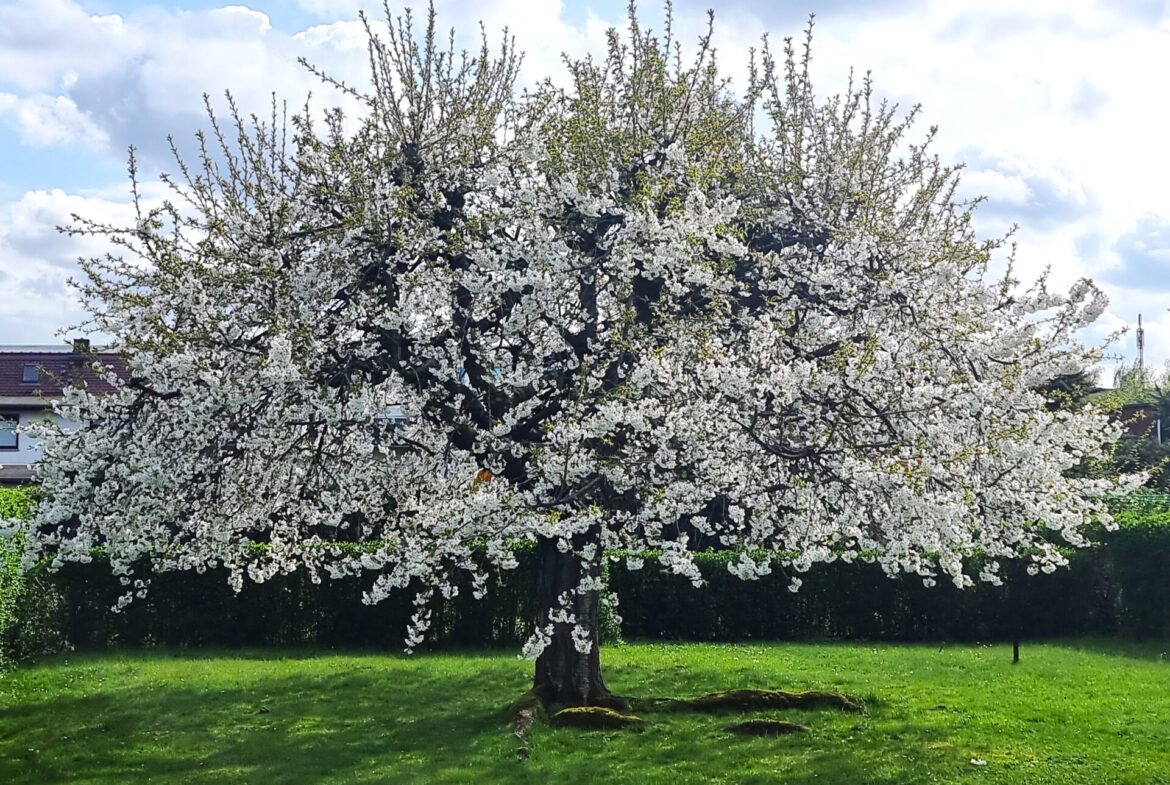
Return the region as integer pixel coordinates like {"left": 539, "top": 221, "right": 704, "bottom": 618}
{"left": 0, "top": 340, "right": 122, "bottom": 484}
{"left": 1119, "top": 401, "right": 1162, "bottom": 443}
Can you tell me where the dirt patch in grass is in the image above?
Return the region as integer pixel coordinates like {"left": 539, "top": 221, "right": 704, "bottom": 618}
{"left": 726, "top": 719, "right": 809, "bottom": 736}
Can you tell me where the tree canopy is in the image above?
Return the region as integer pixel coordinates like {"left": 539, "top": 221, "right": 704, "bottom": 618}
{"left": 11, "top": 4, "right": 1137, "bottom": 706}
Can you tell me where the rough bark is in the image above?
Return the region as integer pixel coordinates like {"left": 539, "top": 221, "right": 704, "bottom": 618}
{"left": 532, "top": 535, "right": 621, "bottom": 709}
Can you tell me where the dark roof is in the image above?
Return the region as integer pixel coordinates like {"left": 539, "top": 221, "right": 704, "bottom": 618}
{"left": 0, "top": 346, "right": 124, "bottom": 399}
{"left": 0, "top": 464, "right": 35, "bottom": 484}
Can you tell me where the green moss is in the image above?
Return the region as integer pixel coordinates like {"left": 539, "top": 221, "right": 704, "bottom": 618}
{"left": 549, "top": 706, "right": 646, "bottom": 730}
{"left": 666, "top": 688, "right": 864, "bottom": 714}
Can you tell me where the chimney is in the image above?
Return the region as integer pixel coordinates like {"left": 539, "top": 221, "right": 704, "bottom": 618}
{"left": 72, "top": 338, "right": 91, "bottom": 354}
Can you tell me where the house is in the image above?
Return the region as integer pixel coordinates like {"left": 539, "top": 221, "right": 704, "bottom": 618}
{"left": 0, "top": 340, "right": 122, "bottom": 485}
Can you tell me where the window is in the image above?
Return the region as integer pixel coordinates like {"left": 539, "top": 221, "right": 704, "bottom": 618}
{"left": 372, "top": 405, "right": 411, "bottom": 455}
{"left": 21, "top": 364, "right": 38, "bottom": 383}
{"left": 0, "top": 413, "right": 17, "bottom": 450}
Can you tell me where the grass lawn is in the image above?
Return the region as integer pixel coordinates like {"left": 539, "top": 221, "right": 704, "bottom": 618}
{"left": 2, "top": 640, "right": 1168, "bottom": 784}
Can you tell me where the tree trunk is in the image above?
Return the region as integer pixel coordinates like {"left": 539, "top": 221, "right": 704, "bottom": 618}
{"left": 532, "top": 535, "right": 615, "bottom": 708}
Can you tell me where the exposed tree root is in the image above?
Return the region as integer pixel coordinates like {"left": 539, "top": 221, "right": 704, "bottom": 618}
{"left": 507, "top": 687, "right": 640, "bottom": 753}
{"left": 507, "top": 688, "right": 547, "bottom": 758}
{"left": 507, "top": 685, "right": 862, "bottom": 750}
{"left": 508, "top": 689, "right": 546, "bottom": 737}
{"left": 633, "top": 688, "right": 864, "bottom": 714}
{"left": 726, "top": 719, "right": 809, "bottom": 736}
{"left": 550, "top": 706, "right": 647, "bottom": 730}
{"left": 587, "top": 692, "right": 634, "bottom": 712}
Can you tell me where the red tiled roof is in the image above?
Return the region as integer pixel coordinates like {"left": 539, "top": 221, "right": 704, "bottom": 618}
{"left": 0, "top": 347, "right": 125, "bottom": 399}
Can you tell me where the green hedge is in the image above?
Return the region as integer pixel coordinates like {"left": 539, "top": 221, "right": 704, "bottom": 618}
{"left": 4, "top": 491, "right": 1170, "bottom": 658}
{"left": 5, "top": 520, "right": 1170, "bottom": 661}
{"left": 1095, "top": 513, "right": 1170, "bottom": 638}
{"left": 4, "top": 546, "right": 541, "bottom": 660}
{"left": 0, "top": 487, "right": 37, "bottom": 667}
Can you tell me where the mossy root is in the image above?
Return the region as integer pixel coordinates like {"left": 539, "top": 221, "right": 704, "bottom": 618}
{"left": 639, "top": 688, "right": 864, "bottom": 714}
{"left": 550, "top": 706, "right": 647, "bottom": 730}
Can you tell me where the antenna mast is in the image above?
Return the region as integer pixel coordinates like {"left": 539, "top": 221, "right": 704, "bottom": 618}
{"left": 1137, "top": 313, "right": 1145, "bottom": 372}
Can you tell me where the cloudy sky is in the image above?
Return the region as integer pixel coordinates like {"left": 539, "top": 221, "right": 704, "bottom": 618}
{"left": 0, "top": 0, "right": 1167, "bottom": 379}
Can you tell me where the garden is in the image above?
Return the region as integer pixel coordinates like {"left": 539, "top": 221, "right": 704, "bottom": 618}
{"left": 4, "top": 4, "right": 1170, "bottom": 783}
{"left": 5, "top": 642, "right": 1170, "bottom": 785}
{"left": 4, "top": 486, "right": 1170, "bottom": 784}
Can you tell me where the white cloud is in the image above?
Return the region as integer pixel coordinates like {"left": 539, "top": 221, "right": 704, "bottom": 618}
{"left": 962, "top": 169, "right": 1031, "bottom": 208}
{"left": 216, "top": 5, "right": 272, "bottom": 32}
{"left": 0, "top": 0, "right": 137, "bottom": 93}
{"left": 294, "top": 19, "right": 370, "bottom": 50}
{"left": 0, "top": 185, "right": 163, "bottom": 343}
{"left": 295, "top": 0, "right": 377, "bottom": 18}
{"left": 957, "top": 149, "right": 1089, "bottom": 233}
{"left": 0, "top": 1, "right": 378, "bottom": 171}
{"left": 0, "top": 92, "right": 109, "bottom": 149}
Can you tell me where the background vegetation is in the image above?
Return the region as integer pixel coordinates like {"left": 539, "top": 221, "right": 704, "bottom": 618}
{"left": 4, "top": 491, "right": 1170, "bottom": 661}
{"left": 0, "top": 486, "right": 36, "bottom": 667}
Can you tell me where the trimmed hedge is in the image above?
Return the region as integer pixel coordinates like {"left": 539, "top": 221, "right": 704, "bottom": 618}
{"left": 4, "top": 551, "right": 539, "bottom": 660}
{"left": 0, "top": 487, "right": 37, "bottom": 667}
{"left": 4, "top": 519, "right": 1169, "bottom": 660}
{"left": 1097, "top": 512, "right": 1170, "bottom": 638}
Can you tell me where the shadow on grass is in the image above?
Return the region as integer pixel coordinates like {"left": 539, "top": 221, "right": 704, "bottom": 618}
{"left": 1, "top": 650, "right": 985, "bottom": 785}
{"left": 3, "top": 654, "right": 525, "bottom": 785}
{"left": 1044, "top": 636, "right": 1170, "bottom": 662}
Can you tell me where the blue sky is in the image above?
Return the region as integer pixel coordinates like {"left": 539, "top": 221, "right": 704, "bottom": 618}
{"left": 1, "top": 0, "right": 1168, "bottom": 374}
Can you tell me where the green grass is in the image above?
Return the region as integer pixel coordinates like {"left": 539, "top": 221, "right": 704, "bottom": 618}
{"left": 2, "top": 640, "right": 1168, "bottom": 784}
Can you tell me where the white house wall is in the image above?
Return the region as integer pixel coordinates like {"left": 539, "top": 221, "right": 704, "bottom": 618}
{"left": 2, "top": 409, "right": 67, "bottom": 465}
